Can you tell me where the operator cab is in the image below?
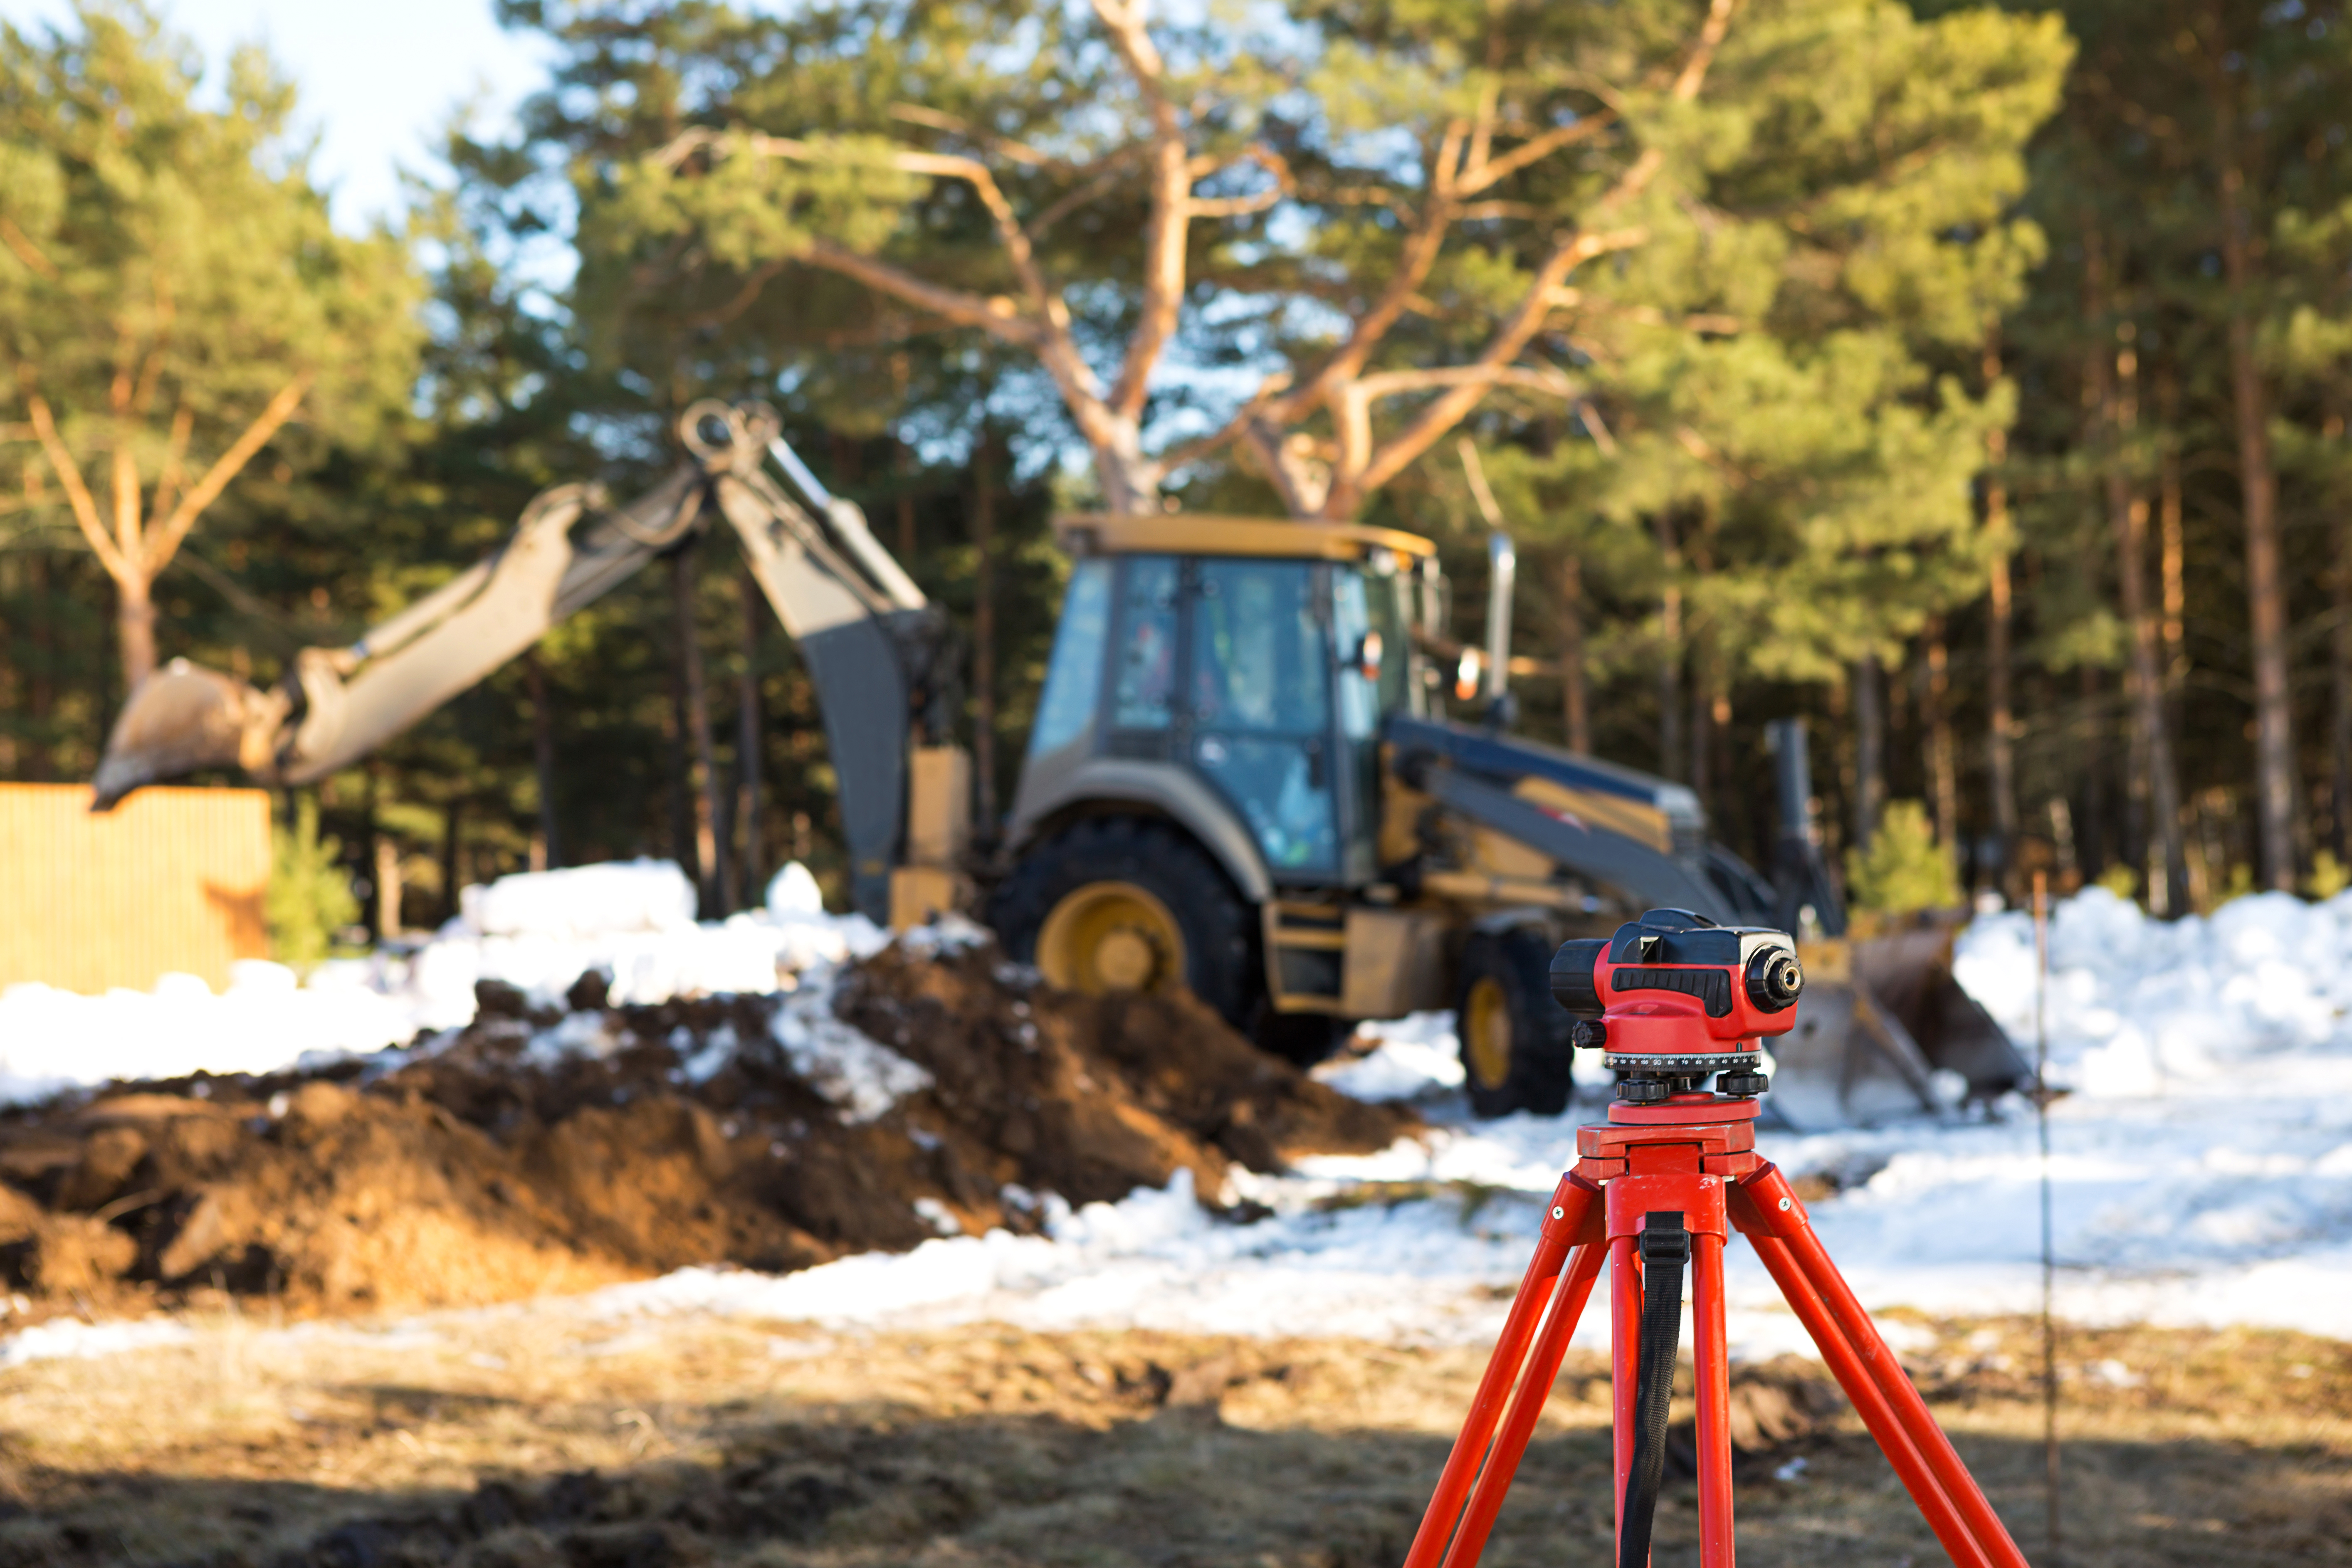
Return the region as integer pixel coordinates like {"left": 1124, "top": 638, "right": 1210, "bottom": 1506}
{"left": 1012, "top": 513, "right": 1443, "bottom": 891}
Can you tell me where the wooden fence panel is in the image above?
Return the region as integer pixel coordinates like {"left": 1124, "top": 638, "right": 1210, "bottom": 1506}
{"left": 0, "top": 783, "right": 270, "bottom": 995}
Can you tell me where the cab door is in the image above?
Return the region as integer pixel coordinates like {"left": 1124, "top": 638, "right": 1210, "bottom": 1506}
{"left": 1185, "top": 558, "right": 1342, "bottom": 881}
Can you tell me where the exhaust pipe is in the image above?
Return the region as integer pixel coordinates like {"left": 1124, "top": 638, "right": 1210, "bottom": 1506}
{"left": 1484, "top": 531, "right": 1515, "bottom": 704}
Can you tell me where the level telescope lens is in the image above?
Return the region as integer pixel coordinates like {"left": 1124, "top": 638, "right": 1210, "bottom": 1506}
{"left": 1743, "top": 948, "right": 1803, "bottom": 1012}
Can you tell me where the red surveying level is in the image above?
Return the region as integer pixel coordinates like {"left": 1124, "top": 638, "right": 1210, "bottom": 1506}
{"left": 1403, "top": 909, "right": 2032, "bottom": 1568}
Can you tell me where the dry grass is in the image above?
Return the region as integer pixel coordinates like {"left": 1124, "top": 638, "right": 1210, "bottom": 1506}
{"left": 0, "top": 1300, "right": 2342, "bottom": 1566}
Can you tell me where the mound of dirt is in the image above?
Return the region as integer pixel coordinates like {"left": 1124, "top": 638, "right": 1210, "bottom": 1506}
{"left": 0, "top": 940, "right": 1417, "bottom": 1321}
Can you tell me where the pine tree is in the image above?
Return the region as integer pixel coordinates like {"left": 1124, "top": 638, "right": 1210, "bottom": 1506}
{"left": 0, "top": 3, "right": 420, "bottom": 691}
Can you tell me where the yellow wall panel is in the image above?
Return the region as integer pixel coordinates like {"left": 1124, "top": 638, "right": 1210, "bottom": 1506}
{"left": 0, "top": 783, "right": 271, "bottom": 995}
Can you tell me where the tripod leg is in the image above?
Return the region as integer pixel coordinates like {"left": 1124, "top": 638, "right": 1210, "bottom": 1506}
{"left": 1739, "top": 1166, "right": 2032, "bottom": 1568}
{"left": 1438, "top": 1236, "right": 1607, "bottom": 1568}
{"left": 1608, "top": 1233, "right": 1639, "bottom": 1561}
{"left": 1403, "top": 1174, "right": 1598, "bottom": 1568}
{"left": 1746, "top": 1230, "right": 1992, "bottom": 1568}
{"left": 1690, "top": 1228, "right": 1735, "bottom": 1568}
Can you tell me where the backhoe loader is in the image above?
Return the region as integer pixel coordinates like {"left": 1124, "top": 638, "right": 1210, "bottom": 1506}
{"left": 92, "top": 400, "right": 2022, "bottom": 1127}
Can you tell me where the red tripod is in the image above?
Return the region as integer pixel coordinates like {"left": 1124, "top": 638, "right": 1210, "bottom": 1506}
{"left": 1400, "top": 1090, "right": 2033, "bottom": 1568}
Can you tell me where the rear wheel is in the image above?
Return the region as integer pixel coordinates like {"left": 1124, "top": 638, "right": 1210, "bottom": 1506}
{"left": 1456, "top": 925, "right": 1574, "bottom": 1119}
{"left": 988, "top": 816, "right": 1257, "bottom": 1027}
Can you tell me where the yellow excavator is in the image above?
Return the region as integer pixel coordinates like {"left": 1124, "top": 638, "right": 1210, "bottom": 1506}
{"left": 93, "top": 400, "right": 2022, "bottom": 1127}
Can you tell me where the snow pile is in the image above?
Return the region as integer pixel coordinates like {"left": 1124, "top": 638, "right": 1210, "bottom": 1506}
{"left": 463, "top": 858, "right": 697, "bottom": 941}
{"left": 1313, "top": 1010, "right": 1465, "bottom": 1102}
{"left": 0, "top": 859, "right": 889, "bottom": 1105}
{"left": 1952, "top": 886, "right": 2352, "bottom": 1097}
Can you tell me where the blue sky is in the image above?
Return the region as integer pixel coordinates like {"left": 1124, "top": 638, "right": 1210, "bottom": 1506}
{"left": 0, "top": 0, "right": 556, "bottom": 232}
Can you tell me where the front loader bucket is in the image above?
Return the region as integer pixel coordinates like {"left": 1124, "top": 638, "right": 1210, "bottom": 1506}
{"left": 1853, "top": 921, "right": 2031, "bottom": 1100}
{"left": 1766, "top": 927, "right": 2031, "bottom": 1131}
{"left": 90, "top": 659, "right": 284, "bottom": 810}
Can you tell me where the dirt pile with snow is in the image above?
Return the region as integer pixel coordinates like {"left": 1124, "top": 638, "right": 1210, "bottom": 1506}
{"left": 0, "top": 941, "right": 1414, "bottom": 1321}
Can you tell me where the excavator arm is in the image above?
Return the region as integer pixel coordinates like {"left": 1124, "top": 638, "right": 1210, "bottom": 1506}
{"left": 90, "top": 400, "right": 949, "bottom": 923}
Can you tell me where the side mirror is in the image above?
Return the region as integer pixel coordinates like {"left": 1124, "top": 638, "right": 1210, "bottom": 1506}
{"left": 1354, "top": 630, "right": 1384, "bottom": 682}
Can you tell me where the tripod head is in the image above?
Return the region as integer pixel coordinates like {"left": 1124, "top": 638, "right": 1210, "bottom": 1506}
{"left": 1549, "top": 908, "right": 1804, "bottom": 1104}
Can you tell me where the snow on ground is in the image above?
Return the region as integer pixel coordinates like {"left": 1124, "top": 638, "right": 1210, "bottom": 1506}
{"left": 0, "top": 860, "right": 889, "bottom": 1106}
{"left": 5, "top": 877, "right": 2352, "bottom": 1360}
{"left": 571, "top": 886, "right": 2352, "bottom": 1353}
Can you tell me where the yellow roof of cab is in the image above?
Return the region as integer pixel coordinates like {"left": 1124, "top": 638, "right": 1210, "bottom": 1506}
{"left": 1055, "top": 512, "right": 1437, "bottom": 564}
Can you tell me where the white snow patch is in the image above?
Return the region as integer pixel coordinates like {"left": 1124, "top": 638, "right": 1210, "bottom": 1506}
{"left": 1314, "top": 1011, "right": 1466, "bottom": 1101}
{"left": 0, "top": 859, "right": 892, "bottom": 1104}
{"left": 0, "top": 1317, "right": 194, "bottom": 1367}
{"left": 767, "top": 988, "right": 933, "bottom": 1124}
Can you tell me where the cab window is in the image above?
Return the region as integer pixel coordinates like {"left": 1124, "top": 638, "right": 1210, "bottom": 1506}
{"left": 1111, "top": 555, "right": 1179, "bottom": 731}
{"left": 1026, "top": 558, "right": 1110, "bottom": 758}
{"left": 1189, "top": 560, "right": 1334, "bottom": 873}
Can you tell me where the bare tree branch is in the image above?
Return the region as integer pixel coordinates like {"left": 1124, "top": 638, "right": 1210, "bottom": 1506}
{"left": 150, "top": 405, "right": 194, "bottom": 524}
{"left": 1187, "top": 146, "right": 1293, "bottom": 218}
{"left": 1356, "top": 363, "right": 1580, "bottom": 402}
{"left": 1342, "top": 226, "right": 1644, "bottom": 508}
{"left": 1458, "top": 437, "right": 1506, "bottom": 529}
{"left": 1092, "top": 0, "right": 1190, "bottom": 429}
{"left": 798, "top": 239, "right": 1040, "bottom": 343}
{"left": 889, "top": 103, "right": 1065, "bottom": 170}
{"left": 143, "top": 374, "right": 310, "bottom": 575}
{"left": 1240, "top": 417, "right": 1327, "bottom": 516}
{"left": 1266, "top": 121, "right": 1472, "bottom": 425}
{"left": 1458, "top": 112, "right": 1620, "bottom": 196}
{"left": 1029, "top": 145, "right": 1149, "bottom": 235}
{"left": 0, "top": 218, "right": 57, "bottom": 281}
{"left": 1139, "top": 372, "right": 1293, "bottom": 479}
{"left": 22, "top": 389, "right": 131, "bottom": 582}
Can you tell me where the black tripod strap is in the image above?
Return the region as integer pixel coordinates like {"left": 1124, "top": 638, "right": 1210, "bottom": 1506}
{"left": 1619, "top": 1212, "right": 1689, "bottom": 1568}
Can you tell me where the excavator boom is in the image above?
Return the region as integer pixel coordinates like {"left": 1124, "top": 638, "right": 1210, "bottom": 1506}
{"left": 89, "top": 402, "right": 945, "bottom": 923}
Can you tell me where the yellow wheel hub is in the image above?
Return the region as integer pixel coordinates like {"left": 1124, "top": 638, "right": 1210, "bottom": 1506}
{"left": 1463, "top": 975, "right": 1513, "bottom": 1089}
{"left": 1037, "top": 880, "right": 1187, "bottom": 997}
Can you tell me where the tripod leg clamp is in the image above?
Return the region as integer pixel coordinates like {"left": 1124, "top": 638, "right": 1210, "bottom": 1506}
{"left": 1621, "top": 1212, "right": 1690, "bottom": 1568}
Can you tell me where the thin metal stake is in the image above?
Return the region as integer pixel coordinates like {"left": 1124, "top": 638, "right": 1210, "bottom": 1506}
{"left": 2032, "top": 870, "right": 2060, "bottom": 1559}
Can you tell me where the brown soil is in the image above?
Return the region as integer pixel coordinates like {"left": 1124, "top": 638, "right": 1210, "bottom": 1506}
{"left": 0, "top": 1311, "right": 2342, "bottom": 1567}
{"left": 0, "top": 942, "right": 1415, "bottom": 1321}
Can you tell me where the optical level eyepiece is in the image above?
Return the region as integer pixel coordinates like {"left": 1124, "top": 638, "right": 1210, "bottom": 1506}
{"left": 1744, "top": 948, "right": 1804, "bottom": 1012}
{"left": 1548, "top": 938, "right": 1608, "bottom": 1017}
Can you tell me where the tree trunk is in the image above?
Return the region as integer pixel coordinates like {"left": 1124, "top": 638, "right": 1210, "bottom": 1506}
{"left": 665, "top": 551, "right": 703, "bottom": 906}
{"left": 1559, "top": 555, "right": 1590, "bottom": 755}
{"left": 116, "top": 566, "right": 158, "bottom": 692}
{"left": 1686, "top": 517, "right": 1717, "bottom": 800}
{"left": 738, "top": 570, "right": 766, "bottom": 906}
{"left": 972, "top": 435, "right": 1000, "bottom": 831}
{"left": 1654, "top": 514, "right": 1682, "bottom": 780}
{"left": 27, "top": 552, "right": 54, "bottom": 781}
{"left": 2333, "top": 517, "right": 2352, "bottom": 862}
{"left": 2219, "top": 131, "right": 2296, "bottom": 889}
{"left": 2089, "top": 308, "right": 2190, "bottom": 912}
{"left": 523, "top": 651, "right": 562, "bottom": 872}
{"left": 1923, "top": 621, "right": 1958, "bottom": 874}
{"left": 896, "top": 438, "right": 919, "bottom": 561}
{"left": 2078, "top": 664, "right": 2107, "bottom": 881}
{"left": 1984, "top": 332, "right": 2018, "bottom": 897}
{"left": 440, "top": 799, "right": 463, "bottom": 927}
{"left": 2159, "top": 369, "right": 2188, "bottom": 718}
{"left": 672, "top": 540, "right": 730, "bottom": 914}
{"left": 1853, "top": 653, "right": 1885, "bottom": 854}
{"left": 1988, "top": 544, "right": 2018, "bottom": 891}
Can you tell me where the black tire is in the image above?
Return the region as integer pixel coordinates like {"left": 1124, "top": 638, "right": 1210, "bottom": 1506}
{"left": 987, "top": 816, "right": 1258, "bottom": 1027}
{"left": 1455, "top": 925, "right": 1574, "bottom": 1119}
